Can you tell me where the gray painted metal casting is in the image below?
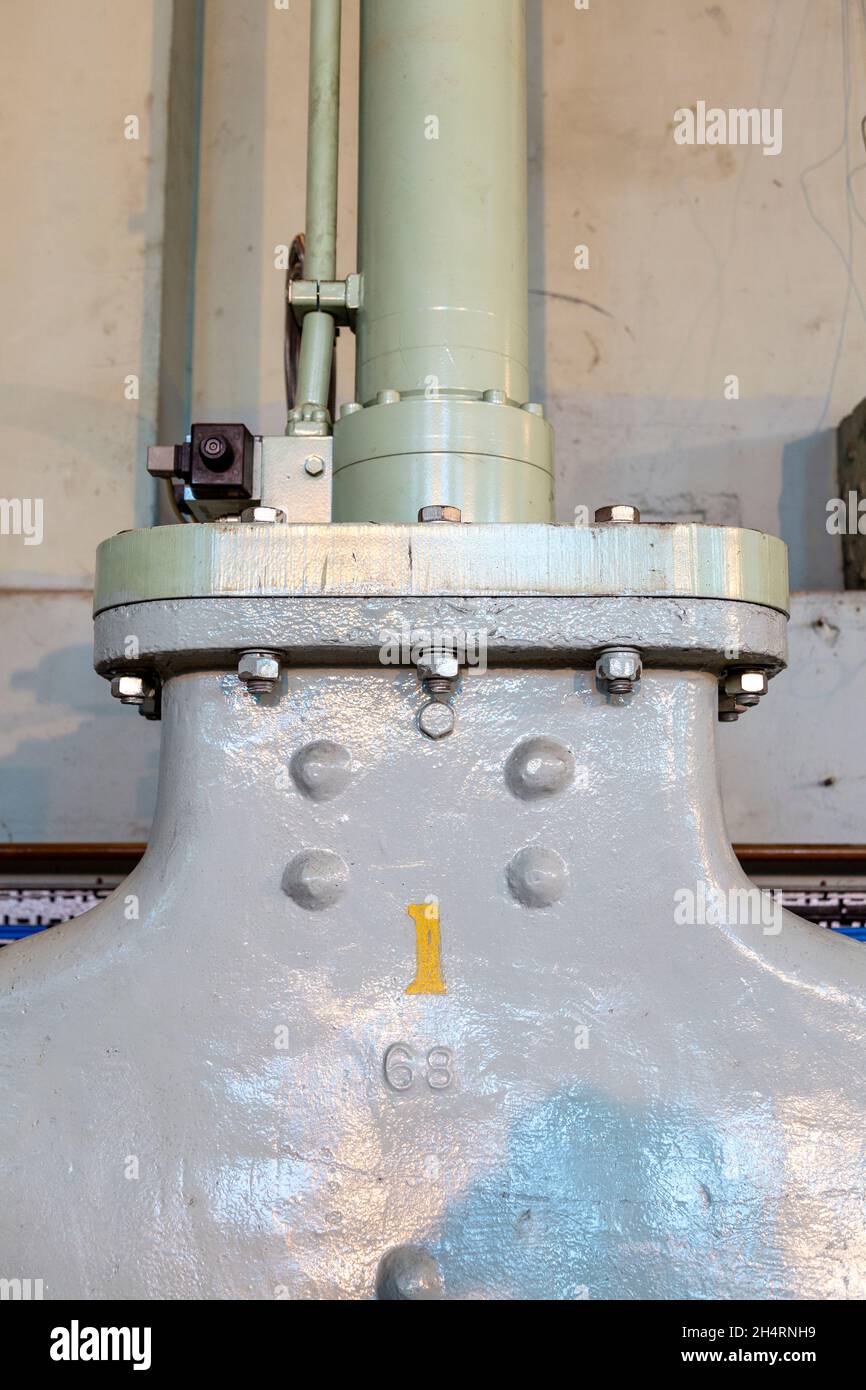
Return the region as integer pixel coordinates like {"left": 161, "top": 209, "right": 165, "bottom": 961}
{"left": 3, "top": 669, "right": 866, "bottom": 1299}
{"left": 2, "top": 0, "right": 862, "bottom": 1303}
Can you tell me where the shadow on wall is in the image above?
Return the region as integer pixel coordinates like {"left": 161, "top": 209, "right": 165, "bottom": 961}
{"left": 781, "top": 428, "right": 843, "bottom": 590}
{"left": 1, "top": 643, "right": 158, "bottom": 843}
{"left": 191, "top": 0, "right": 267, "bottom": 429}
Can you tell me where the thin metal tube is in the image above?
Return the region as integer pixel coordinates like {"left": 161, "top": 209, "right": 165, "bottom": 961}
{"left": 304, "top": 0, "right": 341, "bottom": 282}
{"left": 291, "top": 0, "right": 342, "bottom": 423}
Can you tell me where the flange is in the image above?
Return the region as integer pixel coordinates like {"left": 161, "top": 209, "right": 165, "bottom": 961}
{"left": 93, "top": 596, "right": 788, "bottom": 677}
{"left": 94, "top": 521, "right": 789, "bottom": 615}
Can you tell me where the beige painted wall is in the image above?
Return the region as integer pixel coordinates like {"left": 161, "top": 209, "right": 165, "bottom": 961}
{"left": 534, "top": 0, "right": 866, "bottom": 589}
{"left": 192, "top": 0, "right": 359, "bottom": 433}
{"left": 0, "top": 0, "right": 171, "bottom": 839}
{"left": 0, "top": 0, "right": 173, "bottom": 586}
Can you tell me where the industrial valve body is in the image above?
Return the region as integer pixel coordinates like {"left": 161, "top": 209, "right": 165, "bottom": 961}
{"left": 2, "top": 0, "right": 865, "bottom": 1302}
{"left": 4, "top": 638, "right": 866, "bottom": 1299}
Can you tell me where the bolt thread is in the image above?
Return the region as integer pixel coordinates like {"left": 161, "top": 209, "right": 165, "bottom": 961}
{"left": 606, "top": 679, "right": 634, "bottom": 694}
{"left": 425, "top": 677, "right": 454, "bottom": 696}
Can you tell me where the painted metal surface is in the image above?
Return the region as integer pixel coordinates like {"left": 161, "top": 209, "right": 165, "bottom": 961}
{"left": 93, "top": 521, "right": 790, "bottom": 614}
{"left": 354, "top": 0, "right": 529, "bottom": 403}
{"left": 333, "top": 397, "right": 554, "bottom": 523}
{"left": 334, "top": 0, "right": 550, "bottom": 522}
{"left": 303, "top": 0, "right": 341, "bottom": 284}
{"left": 2, "top": 665, "right": 865, "bottom": 1299}
{"left": 7, "top": 592, "right": 859, "bottom": 852}
{"left": 93, "top": 596, "right": 788, "bottom": 676}
{"left": 258, "top": 437, "right": 334, "bottom": 520}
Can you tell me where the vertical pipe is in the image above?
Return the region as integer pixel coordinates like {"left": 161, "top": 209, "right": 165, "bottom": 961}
{"left": 290, "top": 0, "right": 342, "bottom": 424}
{"left": 304, "top": 0, "right": 342, "bottom": 282}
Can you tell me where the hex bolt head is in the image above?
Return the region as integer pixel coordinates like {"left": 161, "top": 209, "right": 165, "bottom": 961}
{"left": 304, "top": 454, "right": 325, "bottom": 477}
{"left": 417, "top": 651, "right": 459, "bottom": 683}
{"left": 596, "top": 647, "right": 642, "bottom": 695}
{"left": 237, "top": 650, "right": 281, "bottom": 694}
{"left": 595, "top": 504, "right": 641, "bottom": 525}
{"left": 240, "top": 506, "right": 287, "bottom": 524}
{"left": 110, "top": 675, "right": 155, "bottom": 707}
{"left": 418, "top": 700, "right": 455, "bottom": 740}
{"left": 723, "top": 671, "right": 769, "bottom": 707}
{"left": 418, "top": 505, "right": 462, "bottom": 524}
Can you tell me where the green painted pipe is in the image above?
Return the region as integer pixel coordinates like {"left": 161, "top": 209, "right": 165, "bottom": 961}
{"left": 304, "top": 0, "right": 341, "bottom": 282}
{"left": 290, "top": 0, "right": 342, "bottom": 428}
{"left": 333, "top": 0, "right": 553, "bottom": 523}
{"left": 355, "top": 0, "right": 529, "bottom": 403}
{"left": 295, "top": 310, "right": 335, "bottom": 410}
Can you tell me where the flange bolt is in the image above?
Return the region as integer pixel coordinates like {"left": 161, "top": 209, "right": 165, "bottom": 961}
{"left": 596, "top": 647, "right": 642, "bottom": 696}
{"left": 238, "top": 651, "right": 281, "bottom": 695}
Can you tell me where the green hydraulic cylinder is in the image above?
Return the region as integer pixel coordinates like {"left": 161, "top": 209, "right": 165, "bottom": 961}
{"left": 333, "top": 0, "right": 553, "bottom": 524}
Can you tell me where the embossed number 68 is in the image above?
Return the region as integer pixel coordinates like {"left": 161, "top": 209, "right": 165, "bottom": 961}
{"left": 383, "top": 1043, "right": 454, "bottom": 1093}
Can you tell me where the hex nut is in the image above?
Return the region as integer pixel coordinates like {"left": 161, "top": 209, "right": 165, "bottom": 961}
{"left": 241, "top": 506, "right": 287, "bottom": 524}
{"left": 238, "top": 651, "right": 281, "bottom": 691}
{"left": 418, "top": 505, "right": 462, "bottom": 524}
{"left": 724, "top": 671, "right": 769, "bottom": 701}
{"left": 596, "top": 648, "right": 642, "bottom": 687}
{"left": 110, "top": 675, "right": 155, "bottom": 706}
{"left": 595, "top": 504, "right": 641, "bottom": 525}
{"left": 418, "top": 700, "right": 455, "bottom": 740}
{"left": 417, "top": 651, "right": 459, "bottom": 683}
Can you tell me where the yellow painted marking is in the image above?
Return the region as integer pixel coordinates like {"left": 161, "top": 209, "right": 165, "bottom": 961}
{"left": 405, "top": 902, "right": 447, "bottom": 995}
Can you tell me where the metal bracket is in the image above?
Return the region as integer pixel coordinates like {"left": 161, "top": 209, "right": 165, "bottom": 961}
{"left": 257, "top": 437, "right": 333, "bottom": 522}
{"left": 288, "top": 272, "right": 362, "bottom": 328}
